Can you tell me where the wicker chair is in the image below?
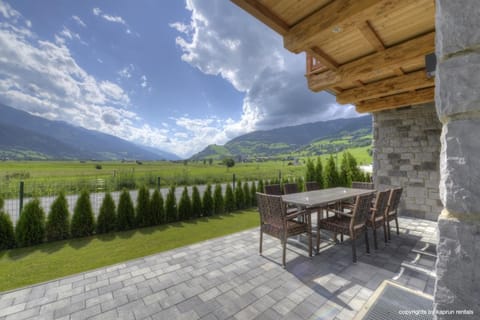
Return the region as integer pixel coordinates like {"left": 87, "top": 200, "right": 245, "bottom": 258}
{"left": 264, "top": 184, "right": 283, "bottom": 195}
{"left": 318, "top": 193, "right": 375, "bottom": 262}
{"left": 283, "top": 183, "right": 299, "bottom": 194}
{"left": 385, "top": 187, "right": 403, "bottom": 240}
{"left": 305, "top": 181, "right": 320, "bottom": 191}
{"left": 352, "top": 181, "right": 374, "bottom": 189}
{"left": 366, "top": 190, "right": 390, "bottom": 249}
{"left": 257, "top": 193, "right": 312, "bottom": 267}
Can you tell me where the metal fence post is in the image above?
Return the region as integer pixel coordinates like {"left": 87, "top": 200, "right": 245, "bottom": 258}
{"left": 232, "top": 173, "right": 236, "bottom": 191}
{"left": 19, "top": 180, "right": 24, "bottom": 216}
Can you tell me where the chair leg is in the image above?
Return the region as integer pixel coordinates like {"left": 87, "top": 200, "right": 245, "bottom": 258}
{"left": 365, "top": 231, "right": 370, "bottom": 254}
{"left": 395, "top": 217, "right": 400, "bottom": 235}
{"left": 383, "top": 222, "right": 388, "bottom": 245}
{"left": 308, "top": 231, "right": 312, "bottom": 257}
{"left": 373, "top": 227, "right": 378, "bottom": 250}
{"left": 351, "top": 237, "right": 357, "bottom": 263}
{"left": 282, "top": 239, "right": 287, "bottom": 268}
{"left": 259, "top": 230, "right": 263, "bottom": 255}
{"left": 387, "top": 220, "right": 392, "bottom": 241}
{"left": 340, "top": 233, "right": 344, "bottom": 243}
{"left": 316, "top": 227, "right": 321, "bottom": 254}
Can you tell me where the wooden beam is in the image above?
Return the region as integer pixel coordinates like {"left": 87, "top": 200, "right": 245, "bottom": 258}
{"left": 355, "top": 87, "right": 434, "bottom": 113}
{"left": 358, "top": 21, "right": 385, "bottom": 51}
{"left": 231, "top": 0, "right": 290, "bottom": 35}
{"left": 308, "top": 32, "right": 435, "bottom": 92}
{"left": 306, "top": 46, "right": 339, "bottom": 70}
{"left": 284, "top": 0, "right": 420, "bottom": 53}
{"left": 337, "top": 70, "right": 434, "bottom": 104}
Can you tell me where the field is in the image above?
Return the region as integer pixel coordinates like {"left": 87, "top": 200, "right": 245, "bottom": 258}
{"left": 0, "top": 147, "right": 372, "bottom": 198}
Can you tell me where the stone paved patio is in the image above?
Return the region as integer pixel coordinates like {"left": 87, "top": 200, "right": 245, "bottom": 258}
{"left": 0, "top": 216, "right": 437, "bottom": 320}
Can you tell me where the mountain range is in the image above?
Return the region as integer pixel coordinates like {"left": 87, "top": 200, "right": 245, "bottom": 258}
{"left": 190, "top": 115, "right": 372, "bottom": 160}
{"left": 0, "top": 104, "right": 180, "bottom": 161}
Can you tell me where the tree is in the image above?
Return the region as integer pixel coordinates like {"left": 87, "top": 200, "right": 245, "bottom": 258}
{"left": 235, "top": 181, "right": 245, "bottom": 210}
{"left": 136, "top": 186, "right": 150, "bottom": 227}
{"left": 150, "top": 189, "right": 165, "bottom": 225}
{"left": 250, "top": 182, "right": 257, "bottom": 206}
{"left": 202, "top": 184, "right": 214, "bottom": 216}
{"left": 71, "top": 190, "right": 95, "bottom": 238}
{"left": 213, "top": 184, "right": 224, "bottom": 215}
{"left": 165, "top": 186, "right": 177, "bottom": 222}
{"left": 203, "top": 159, "right": 206, "bottom": 165}
{"left": 257, "top": 180, "right": 264, "bottom": 194}
{"left": 178, "top": 187, "right": 192, "bottom": 220}
{"left": 305, "top": 158, "right": 316, "bottom": 182}
{"left": 191, "top": 186, "right": 202, "bottom": 219}
{"left": 223, "top": 158, "right": 235, "bottom": 169}
{"left": 117, "top": 189, "right": 135, "bottom": 230}
{"left": 347, "top": 152, "right": 363, "bottom": 183}
{"left": 15, "top": 199, "right": 46, "bottom": 247}
{"left": 0, "top": 197, "right": 15, "bottom": 249}
{"left": 96, "top": 193, "right": 116, "bottom": 234}
{"left": 46, "top": 192, "right": 70, "bottom": 241}
{"left": 315, "top": 157, "right": 324, "bottom": 189}
{"left": 339, "top": 152, "right": 351, "bottom": 187}
{"left": 208, "top": 158, "right": 213, "bottom": 165}
{"left": 224, "top": 183, "right": 235, "bottom": 213}
{"left": 243, "top": 182, "right": 251, "bottom": 208}
{"left": 324, "top": 155, "right": 340, "bottom": 188}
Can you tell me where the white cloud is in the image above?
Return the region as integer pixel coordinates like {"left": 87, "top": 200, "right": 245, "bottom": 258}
{"left": 118, "top": 64, "right": 134, "bottom": 79}
{"left": 92, "top": 7, "right": 101, "bottom": 16}
{"left": 72, "top": 15, "right": 86, "bottom": 28}
{"left": 0, "top": 0, "right": 20, "bottom": 20}
{"left": 102, "top": 14, "right": 126, "bottom": 25}
{"left": 170, "top": 0, "right": 360, "bottom": 156}
{"left": 0, "top": 7, "right": 172, "bottom": 156}
{"left": 92, "top": 7, "right": 133, "bottom": 35}
{"left": 140, "top": 75, "right": 147, "bottom": 88}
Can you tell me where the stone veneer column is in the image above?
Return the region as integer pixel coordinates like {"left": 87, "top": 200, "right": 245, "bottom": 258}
{"left": 434, "top": 1, "right": 480, "bottom": 318}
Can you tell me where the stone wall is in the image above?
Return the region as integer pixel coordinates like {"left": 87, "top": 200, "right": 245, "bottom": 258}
{"left": 434, "top": 0, "right": 480, "bottom": 318}
{"left": 372, "top": 102, "right": 442, "bottom": 221}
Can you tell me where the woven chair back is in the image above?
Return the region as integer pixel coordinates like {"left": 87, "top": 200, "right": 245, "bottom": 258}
{"left": 373, "top": 190, "right": 390, "bottom": 220}
{"left": 283, "top": 183, "right": 299, "bottom": 195}
{"left": 256, "top": 192, "right": 285, "bottom": 227}
{"left": 264, "top": 184, "right": 283, "bottom": 195}
{"left": 305, "top": 181, "right": 320, "bottom": 191}
{"left": 387, "top": 187, "right": 403, "bottom": 213}
{"left": 351, "top": 193, "right": 375, "bottom": 229}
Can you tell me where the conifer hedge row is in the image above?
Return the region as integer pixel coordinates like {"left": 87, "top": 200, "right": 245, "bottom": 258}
{"left": 0, "top": 181, "right": 260, "bottom": 250}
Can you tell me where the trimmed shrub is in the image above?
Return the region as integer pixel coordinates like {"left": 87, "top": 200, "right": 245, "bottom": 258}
{"left": 150, "top": 190, "right": 165, "bottom": 225}
{"left": 257, "top": 180, "right": 264, "bottom": 194}
{"left": 250, "top": 182, "right": 257, "bottom": 206}
{"left": 136, "top": 186, "right": 150, "bottom": 227}
{"left": 315, "top": 157, "right": 324, "bottom": 189}
{"left": 15, "top": 199, "right": 45, "bottom": 247}
{"left": 96, "top": 193, "right": 116, "bottom": 234}
{"left": 191, "top": 186, "right": 202, "bottom": 219}
{"left": 213, "top": 184, "right": 224, "bottom": 215}
{"left": 117, "top": 189, "right": 135, "bottom": 230}
{"left": 324, "top": 155, "right": 340, "bottom": 188}
{"left": 224, "top": 183, "right": 235, "bottom": 213}
{"left": 71, "top": 190, "right": 95, "bottom": 237}
{"left": 243, "top": 182, "right": 251, "bottom": 208}
{"left": 165, "top": 186, "right": 177, "bottom": 222}
{"left": 202, "top": 184, "right": 213, "bottom": 217}
{"left": 0, "top": 197, "right": 15, "bottom": 249}
{"left": 178, "top": 187, "right": 192, "bottom": 220}
{"left": 46, "top": 192, "right": 70, "bottom": 241}
{"left": 235, "top": 182, "right": 245, "bottom": 210}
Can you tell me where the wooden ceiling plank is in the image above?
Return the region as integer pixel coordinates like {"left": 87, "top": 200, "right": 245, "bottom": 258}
{"left": 231, "top": 0, "right": 290, "bottom": 35}
{"left": 337, "top": 70, "right": 434, "bottom": 104}
{"left": 308, "top": 31, "right": 435, "bottom": 92}
{"left": 283, "top": 0, "right": 422, "bottom": 53}
{"left": 358, "top": 21, "right": 385, "bottom": 51}
{"left": 355, "top": 87, "right": 434, "bottom": 113}
{"left": 307, "top": 46, "right": 339, "bottom": 70}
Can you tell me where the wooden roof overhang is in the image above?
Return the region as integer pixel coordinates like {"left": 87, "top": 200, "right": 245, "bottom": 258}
{"left": 231, "top": 0, "right": 435, "bottom": 113}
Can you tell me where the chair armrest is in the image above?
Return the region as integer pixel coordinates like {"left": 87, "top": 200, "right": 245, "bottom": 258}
{"left": 286, "top": 210, "right": 307, "bottom": 220}
{"left": 339, "top": 212, "right": 353, "bottom": 218}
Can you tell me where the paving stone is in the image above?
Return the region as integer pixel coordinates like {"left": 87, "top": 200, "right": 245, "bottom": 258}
{"left": 70, "top": 305, "right": 101, "bottom": 320}
{"left": 54, "top": 300, "right": 85, "bottom": 319}
{"left": 4, "top": 306, "right": 40, "bottom": 320}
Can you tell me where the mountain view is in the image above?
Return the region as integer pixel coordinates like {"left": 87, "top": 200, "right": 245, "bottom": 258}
{"left": 0, "top": 104, "right": 180, "bottom": 161}
{"left": 191, "top": 115, "right": 372, "bottom": 160}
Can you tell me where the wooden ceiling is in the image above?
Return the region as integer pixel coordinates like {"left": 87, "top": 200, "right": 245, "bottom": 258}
{"left": 231, "top": 0, "right": 435, "bottom": 113}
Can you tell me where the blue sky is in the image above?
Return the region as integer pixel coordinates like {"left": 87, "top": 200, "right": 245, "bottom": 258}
{"left": 0, "top": 0, "right": 357, "bottom": 158}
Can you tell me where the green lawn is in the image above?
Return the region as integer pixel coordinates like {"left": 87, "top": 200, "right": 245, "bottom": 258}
{"left": 0, "top": 210, "right": 259, "bottom": 292}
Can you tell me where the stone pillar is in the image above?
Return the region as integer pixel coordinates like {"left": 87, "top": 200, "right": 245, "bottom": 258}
{"left": 434, "top": 1, "right": 480, "bottom": 318}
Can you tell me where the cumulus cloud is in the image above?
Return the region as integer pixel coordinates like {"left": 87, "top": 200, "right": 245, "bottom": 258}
{"left": 169, "top": 0, "right": 360, "bottom": 156}
{"left": 0, "top": 4, "right": 171, "bottom": 154}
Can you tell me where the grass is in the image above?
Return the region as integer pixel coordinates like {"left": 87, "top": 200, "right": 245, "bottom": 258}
{"left": 0, "top": 210, "right": 259, "bottom": 292}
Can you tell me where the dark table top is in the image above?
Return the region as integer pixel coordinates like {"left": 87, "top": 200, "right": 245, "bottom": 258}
{"left": 282, "top": 187, "right": 375, "bottom": 208}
